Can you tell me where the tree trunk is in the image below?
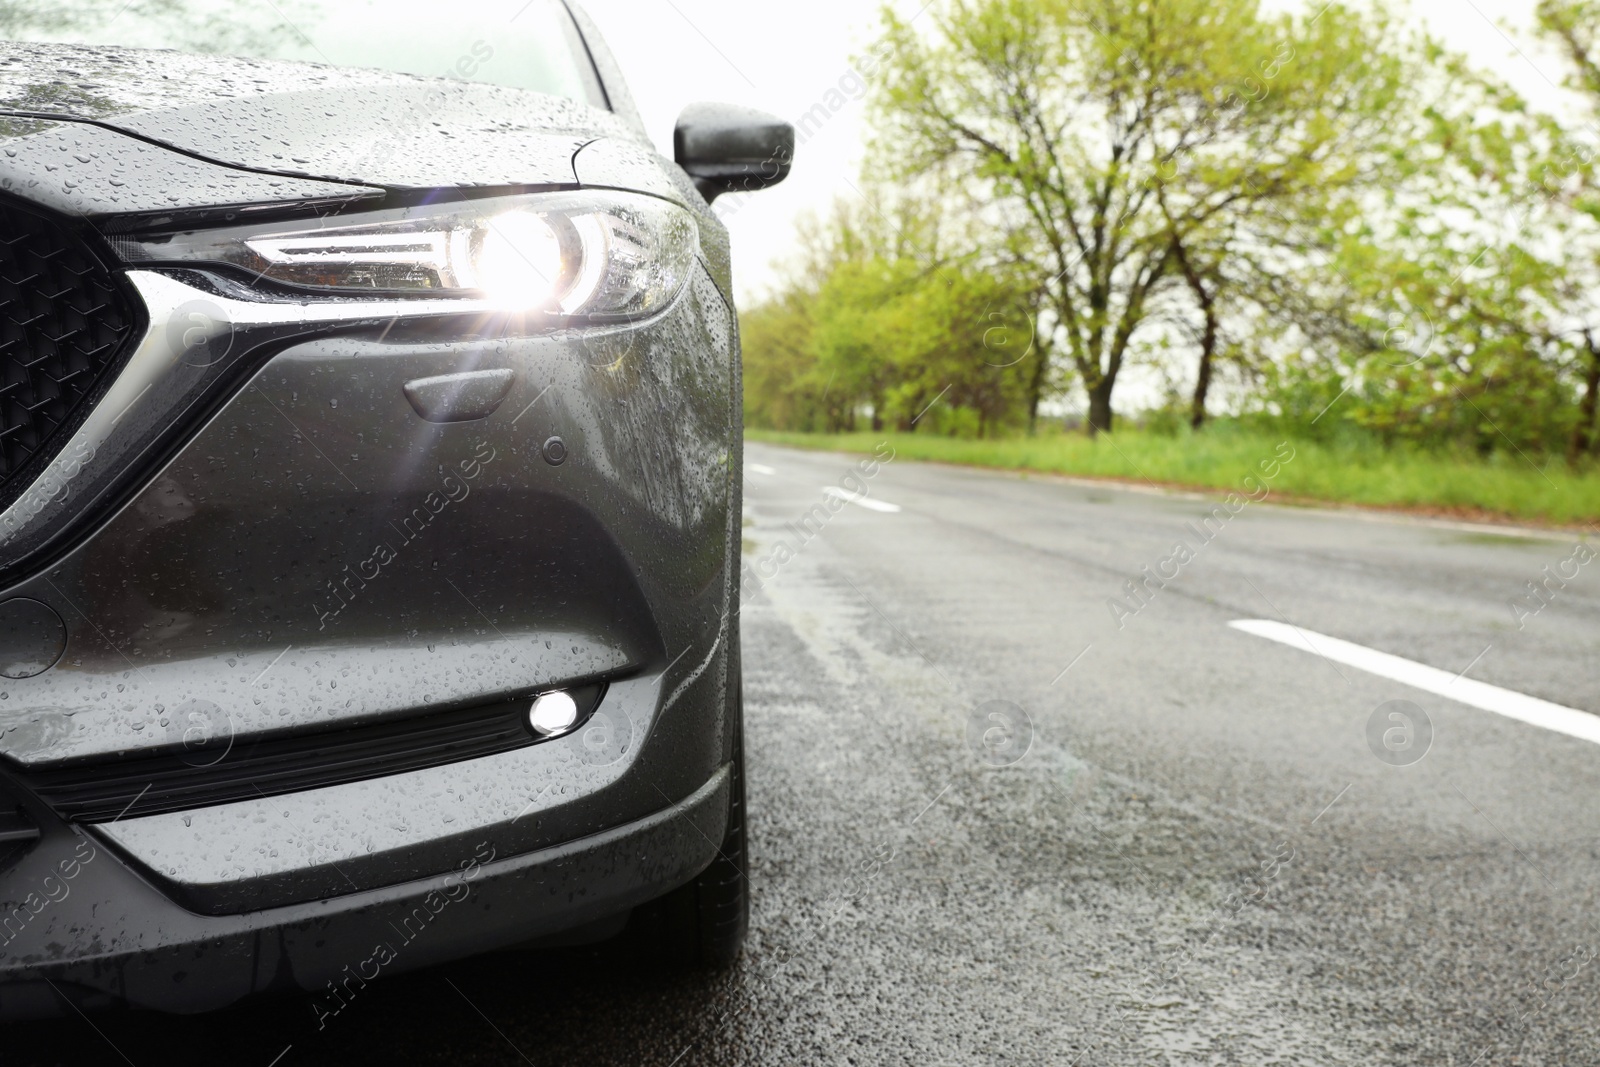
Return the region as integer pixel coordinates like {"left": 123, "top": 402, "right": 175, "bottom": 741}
{"left": 902, "top": 394, "right": 921, "bottom": 433}
{"left": 1571, "top": 334, "right": 1600, "bottom": 464}
{"left": 1173, "top": 236, "right": 1218, "bottom": 430}
{"left": 1026, "top": 331, "right": 1050, "bottom": 436}
{"left": 1087, "top": 379, "right": 1115, "bottom": 436}
{"left": 1190, "top": 309, "right": 1217, "bottom": 430}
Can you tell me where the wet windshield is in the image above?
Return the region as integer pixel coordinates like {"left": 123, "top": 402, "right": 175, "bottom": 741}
{"left": 0, "top": 0, "right": 605, "bottom": 105}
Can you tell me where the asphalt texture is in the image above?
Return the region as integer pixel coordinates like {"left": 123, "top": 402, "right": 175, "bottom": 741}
{"left": 11, "top": 440, "right": 1600, "bottom": 1065}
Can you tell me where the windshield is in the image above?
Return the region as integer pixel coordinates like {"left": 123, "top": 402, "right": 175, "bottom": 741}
{"left": 0, "top": 0, "right": 606, "bottom": 106}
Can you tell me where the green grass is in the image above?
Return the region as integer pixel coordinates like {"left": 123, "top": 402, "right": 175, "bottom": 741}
{"left": 746, "top": 426, "right": 1600, "bottom": 528}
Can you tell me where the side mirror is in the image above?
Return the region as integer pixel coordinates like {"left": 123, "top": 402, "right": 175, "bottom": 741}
{"left": 674, "top": 102, "right": 794, "bottom": 204}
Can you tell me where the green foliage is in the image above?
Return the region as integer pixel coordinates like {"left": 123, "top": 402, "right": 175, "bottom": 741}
{"left": 741, "top": 294, "right": 823, "bottom": 432}
{"left": 1539, "top": 0, "right": 1600, "bottom": 99}
{"left": 741, "top": 195, "right": 1044, "bottom": 436}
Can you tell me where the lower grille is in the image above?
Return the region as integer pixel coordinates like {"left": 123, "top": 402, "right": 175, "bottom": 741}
{"left": 14, "top": 683, "right": 605, "bottom": 823}
{"left": 0, "top": 200, "right": 137, "bottom": 498}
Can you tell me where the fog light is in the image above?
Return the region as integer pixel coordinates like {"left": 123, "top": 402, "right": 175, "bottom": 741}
{"left": 528, "top": 691, "right": 580, "bottom": 737}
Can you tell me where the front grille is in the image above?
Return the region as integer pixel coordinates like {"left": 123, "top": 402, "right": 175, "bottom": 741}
{"left": 14, "top": 683, "right": 606, "bottom": 823}
{"left": 0, "top": 201, "right": 137, "bottom": 497}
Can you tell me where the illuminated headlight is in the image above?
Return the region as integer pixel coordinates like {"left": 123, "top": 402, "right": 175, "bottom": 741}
{"left": 115, "top": 191, "right": 699, "bottom": 320}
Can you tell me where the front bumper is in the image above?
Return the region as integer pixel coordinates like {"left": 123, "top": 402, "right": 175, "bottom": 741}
{"left": 0, "top": 764, "right": 729, "bottom": 1019}
{"left": 0, "top": 235, "right": 742, "bottom": 1013}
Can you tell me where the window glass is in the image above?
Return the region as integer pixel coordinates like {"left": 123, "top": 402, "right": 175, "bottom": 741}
{"left": 0, "top": 0, "right": 606, "bottom": 106}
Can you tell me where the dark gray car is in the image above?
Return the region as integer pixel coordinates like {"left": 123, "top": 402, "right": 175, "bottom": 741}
{"left": 0, "top": 0, "right": 790, "bottom": 1020}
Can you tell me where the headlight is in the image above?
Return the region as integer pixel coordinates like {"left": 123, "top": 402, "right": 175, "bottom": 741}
{"left": 114, "top": 191, "right": 699, "bottom": 320}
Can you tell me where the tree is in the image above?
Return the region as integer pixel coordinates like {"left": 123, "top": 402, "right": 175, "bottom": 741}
{"left": 741, "top": 293, "right": 823, "bottom": 432}
{"left": 880, "top": 268, "right": 1037, "bottom": 436}
{"left": 741, "top": 191, "right": 1041, "bottom": 435}
{"left": 1281, "top": 15, "right": 1600, "bottom": 459}
{"left": 867, "top": 0, "right": 1424, "bottom": 434}
{"left": 1150, "top": 0, "right": 1435, "bottom": 429}
{"left": 1234, "top": 132, "right": 1598, "bottom": 459}
{"left": 1535, "top": 0, "right": 1600, "bottom": 460}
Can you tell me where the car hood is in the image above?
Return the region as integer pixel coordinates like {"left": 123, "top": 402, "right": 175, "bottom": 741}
{"left": 0, "top": 43, "right": 642, "bottom": 190}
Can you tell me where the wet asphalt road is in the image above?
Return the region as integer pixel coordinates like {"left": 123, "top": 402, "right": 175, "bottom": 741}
{"left": 13, "top": 440, "right": 1600, "bottom": 1065}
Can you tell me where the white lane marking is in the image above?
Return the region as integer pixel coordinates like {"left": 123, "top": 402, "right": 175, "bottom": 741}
{"left": 824, "top": 486, "right": 902, "bottom": 513}
{"left": 1230, "top": 619, "right": 1600, "bottom": 746}
{"left": 747, "top": 463, "right": 777, "bottom": 476}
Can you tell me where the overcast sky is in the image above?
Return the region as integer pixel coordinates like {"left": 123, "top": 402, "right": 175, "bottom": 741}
{"left": 578, "top": 0, "right": 1594, "bottom": 305}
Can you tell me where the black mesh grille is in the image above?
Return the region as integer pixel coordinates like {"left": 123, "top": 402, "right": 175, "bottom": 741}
{"left": 17, "top": 683, "right": 605, "bottom": 823}
{"left": 0, "top": 202, "right": 136, "bottom": 495}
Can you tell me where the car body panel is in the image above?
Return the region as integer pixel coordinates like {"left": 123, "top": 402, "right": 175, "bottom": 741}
{"left": 0, "top": 766, "right": 729, "bottom": 1019}
{"left": 95, "top": 670, "right": 716, "bottom": 914}
{"left": 0, "top": 266, "right": 735, "bottom": 766}
{"left": 0, "top": 44, "right": 634, "bottom": 192}
{"left": 0, "top": 119, "right": 387, "bottom": 221}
